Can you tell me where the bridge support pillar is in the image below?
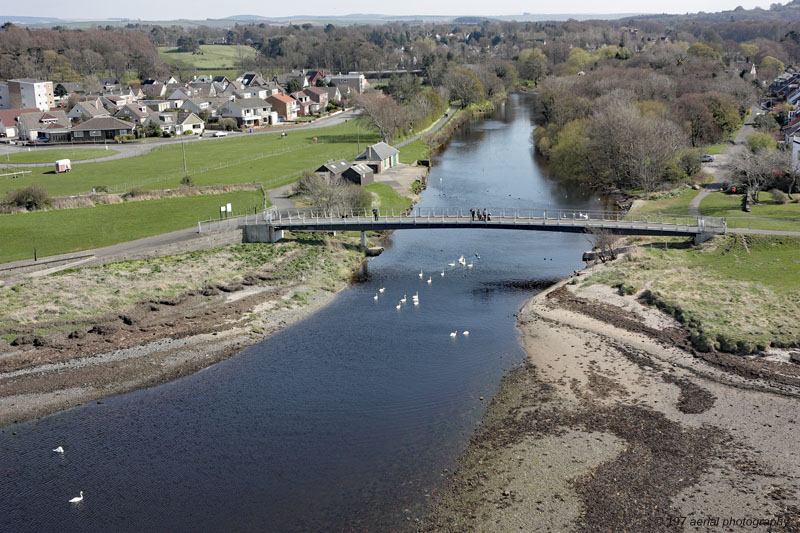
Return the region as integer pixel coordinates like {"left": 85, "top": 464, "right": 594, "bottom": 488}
{"left": 360, "top": 231, "right": 367, "bottom": 251}
{"left": 693, "top": 232, "right": 714, "bottom": 245}
{"left": 268, "top": 226, "right": 284, "bottom": 243}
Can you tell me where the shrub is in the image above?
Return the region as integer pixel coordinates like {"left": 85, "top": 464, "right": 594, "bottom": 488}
{"left": 691, "top": 331, "right": 716, "bottom": 352}
{"left": 770, "top": 188, "right": 789, "bottom": 204}
{"left": 181, "top": 175, "right": 195, "bottom": 187}
{"left": 4, "top": 185, "right": 50, "bottom": 210}
{"left": 219, "top": 118, "right": 237, "bottom": 131}
{"left": 716, "top": 333, "right": 738, "bottom": 353}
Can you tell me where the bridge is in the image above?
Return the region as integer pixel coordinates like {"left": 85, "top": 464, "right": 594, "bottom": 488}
{"left": 198, "top": 206, "right": 727, "bottom": 247}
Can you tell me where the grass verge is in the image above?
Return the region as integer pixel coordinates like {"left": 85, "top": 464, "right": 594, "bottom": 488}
{"left": 364, "top": 182, "right": 413, "bottom": 209}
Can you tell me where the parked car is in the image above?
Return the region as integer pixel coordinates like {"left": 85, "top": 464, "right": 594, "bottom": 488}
{"left": 212, "top": 131, "right": 228, "bottom": 137}
{"left": 700, "top": 154, "right": 714, "bottom": 163}
{"left": 36, "top": 137, "right": 50, "bottom": 143}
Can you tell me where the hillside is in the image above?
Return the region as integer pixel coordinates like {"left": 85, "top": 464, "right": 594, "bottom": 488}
{"left": 626, "top": 0, "right": 800, "bottom": 24}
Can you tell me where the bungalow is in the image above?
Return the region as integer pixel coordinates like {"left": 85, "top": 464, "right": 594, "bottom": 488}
{"left": 70, "top": 116, "right": 135, "bottom": 142}
{"left": 342, "top": 163, "right": 374, "bottom": 186}
{"left": 219, "top": 98, "right": 273, "bottom": 127}
{"left": 67, "top": 100, "right": 109, "bottom": 122}
{"left": 17, "top": 110, "right": 71, "bottom": 141}
{"left": 182, "top": 97, "right": 230, "bottom": 119}
{"left": 138, "top": 82, "right": 166, "bottom": 99}
{"left": 355, "top": 141, "right": 400, "bottom": 173}
{"left": 115, "top": 103, "right": 154, "bottom": 125}
{"left": 143, "top": 111, "right": 204, "bottom": 135}
{"left": 234, "top": 87, "right": 269, "bottom": 100}
{"left": 140, "top": 100, "right": 174, "bottom": 112}
{"left": 316, "top": 159, "right": 350, "bottom": 180}
{"left": 266, "top": 93, "right": 298, "bottom": 121}
{"left": 100, "top": 95, "right": 128, "bottom": 110}
{"left": 0, "top": 108, "right": 40, "bottom": 137}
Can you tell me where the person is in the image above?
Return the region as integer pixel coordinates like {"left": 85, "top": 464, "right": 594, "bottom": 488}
{"left": 487, "top": 211, "right": 492, "bottom": 222}
{"left": 373, "top": 208, "right": 379, "bottom": 221}
{"left": 482, "top": 208, "right": 487, "bottom": 221}
{"left": 470, "top": 208, "right": 475, "bottom": 221}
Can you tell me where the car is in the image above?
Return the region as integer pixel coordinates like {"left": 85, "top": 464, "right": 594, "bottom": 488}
{"left": 700, "top": 154, "right": 714, "bottom": 163}
{"left": 212, "top": 131, "right": 228, "bottom": 137}
{"left": 36, "top": 137, "right": 50, "bottom": 143}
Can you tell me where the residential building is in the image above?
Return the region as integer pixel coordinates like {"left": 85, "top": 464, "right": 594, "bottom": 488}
{"left": 143, "top": 111, "right": 205, "bottom": 135}
{"left": 304, "top": 86, "right": 329, "bottom": 111}
{"left": 0, "top": 108, "right": 40, "bottom": 137}
{"left": 327, "top": 73, "right": 368, "bottom": 95}
{"left": 67, "top": 100, "right": 109, "bottom": 122}
{"left": 323, "top": 86, "right": 343, "bottom": 103}
{"left": 219, "top": 98, "right": 274, "bottom": 127}
{"left": 115, "top": 103, "right": 154, "bottom": 125}
{"left": 4, "top": 79, "right": 54, "bottom": 111}
{"left": 266, "top": 93, "right": 298, "bottom": 121}
{"left": 17, "top": 110, "right": 70, "bottom": 141}
{"left": 0, "top": 82, "right": 8, "bottom": 110}
{"left": 70, "top": 116, "right": 135, "bottom": 142}
{"left": 355, "top": 141, "right": 400, "bottom": 173}
{"left": 292, "top": 91, "right": 313, "bottom": 116}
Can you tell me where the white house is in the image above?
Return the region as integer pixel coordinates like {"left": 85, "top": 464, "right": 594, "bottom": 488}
{"left": 219, "top": 98, "right": 273, "bottom": 127}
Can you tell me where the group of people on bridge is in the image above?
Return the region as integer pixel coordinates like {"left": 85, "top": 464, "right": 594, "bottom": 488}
{"left": 470, "top": 208, "right": 492, "bottom": 222}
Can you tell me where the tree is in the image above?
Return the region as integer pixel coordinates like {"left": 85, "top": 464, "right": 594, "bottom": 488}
{"left": 176, "top": 36, "right": 199, "bottom": 53}
{"left": 353, "top": 93, "right": 407, "bottom": 142}
{"left": 746, "top": 132, "right": 777, "bottom": 153}
{"left": 287, "top": 78, "right": 302, "bottom": 93}
{"left": 754, "top": 113, "right": 780, "bottom": 132}
{"left": 674, "top": 94, "right": 721, "bottom": 147}
{"left": 53, "top": 83, "right": 67, "bottom": 98}
{"left": 444, "top": 68, "right": 484, "bottom": 108}
{"left": 517, "top": 48, "right": 547, "bottom": 84}
{"left": 567, "top": 48, "right": 593, "bottom": 70}
{"left": 729, "top": 148, "right": 786, "bottom": 204}
{"left": 386, "top": 74, "right": 421, "bottom": 103}
{"left": 293, "top": 171, "right": 371, "bottom": 210}
{"left": 759, "top": 55, "right": 785, "bottom": 80}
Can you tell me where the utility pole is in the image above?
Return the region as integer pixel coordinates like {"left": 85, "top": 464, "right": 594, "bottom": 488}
{"left": 181, "top": 137, "right": 187, "bottom": 175}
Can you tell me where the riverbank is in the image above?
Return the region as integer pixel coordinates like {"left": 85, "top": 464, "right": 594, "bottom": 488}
{"left": 0, "top": 233, "right": 366, "bottom": 427}
{"left": 422, "top": 259, "right": 800, "bottom": 531}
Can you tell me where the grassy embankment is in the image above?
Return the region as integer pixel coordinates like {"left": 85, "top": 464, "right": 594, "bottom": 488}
{"left": 364, "top": 182, "right": 414, "bottom": 210}
{"left": 0, "top": 190, "right": 264, "bottom": 263}
{"left": 583, "top": 235, "right": 800, "bottom": 352}
{"left": 2, "top": 148, "right": 119, "bottom": 164}
{"left": 0, "top": 232, "right": 364, "bottom": 338}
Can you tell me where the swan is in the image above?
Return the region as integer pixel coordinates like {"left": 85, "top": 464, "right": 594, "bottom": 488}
{"left": 414, "top": 291, "right": 419, "bottom": 299}
{"left": 400, "top": 295, "right": 407, "bottom": 303}
{"left": 475, "top": 252, "right": 480, "bottom": 259}
{"left": 69, "top": 491, "right": 83, "bottom": 503}
{"left": 53, "top": 446, "right": 64, "bottom": 454}
{"left": 449, "top": 331, "right": 457, "bottom": 338}
{"left": 373, "top": 293, "right": 378, "bottom": 301}
{"left": 458, "top": 255, "right": 465, "bottom": 263}
{"left": 448, "top": 262, "right": 455, "bottom": 267}
{"left": 379, "top": 288, "right": 385, "bottom": 293}
{"left": 396, "top": 303, "right": 401, "bottom": 310}
{"left": 463, "top": 331, "right": 470, "bottom": 336}
{"left": 418, "top": 270, "right": 423, "bottom": 278}
{"left": 440, "top": 271, "right": 445, "bottom": 277}
{"left": 413, "top": 300, "right": 419, "bottom": 306}
{"left": 427, "top": 277, "right": 432, "bottom": 284}
{"left": 467, "top": 262, "right": 473, "bottom": 268}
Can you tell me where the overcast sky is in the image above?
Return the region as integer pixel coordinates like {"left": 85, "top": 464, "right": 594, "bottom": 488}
{"left": 4, "top": 0, "right": 779, "bottom": 20}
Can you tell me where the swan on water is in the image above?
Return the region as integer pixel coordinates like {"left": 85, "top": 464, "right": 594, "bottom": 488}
{"left": 448, "top": 262, "right": 455, "bottom": 267}
{"left": 400, "top": 295, "right": 407, "bottom": 303}
{"left": 379, "top": 287, "right": 385, "bottom": 293}
{"left": 427, "top": 277, "right": 432, "bottom": 284}
{"left": 373, "top": 293, "right": 378, "bottom": 301}
{"left": 440, "top": 271, "right": 445, "bottom": 277}
{"left": 396, "top": 303, "right": 402, "bottom": 310}
{"left": 69, "top": 491, "right": 83, "bottom": 503}
{"left": 467, "top": 262, "right": 473, "bottom": 268}
{"left": 53, "top": 446, "right": 64, "bottom": 454}
{"left": 449, "top": 331, "right": 457, "bottom": 338}
{"left": 463, "top": 331, "right": 470, "bottom": 336}
{"left": 418, "top": 271, "right": 423, "bottom": 278}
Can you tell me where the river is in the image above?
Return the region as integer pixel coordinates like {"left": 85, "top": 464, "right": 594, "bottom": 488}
{"left": 0, "top": 94, "right": 601, "bottom": 531}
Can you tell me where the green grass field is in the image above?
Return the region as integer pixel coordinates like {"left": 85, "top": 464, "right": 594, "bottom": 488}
{"left": 364, "top": 183, "right": 413, "bottom": 209}
{"left": 0, "top": 122, "right": 380, "bottom": 198}
{"left": 630, "top": 187, "right": 699, "bottom": 215}
{"left": 0, "top": 190, "right": 264, "bottom": 263}
{"left": 158, "top": 44, "right": 256, "bottom": 68}
{"left": 701, "top": 142, "right": 730, "bottom": 155}
{"left": 584, "top": 235, "right": 800, "bottom": 352}
{"left": 699, "top": 191, "right": 800, "bottom": 231}
{"left": 2, "top": 148, "right": 119, "bottom": 165}
{"left": 399, "top": 140, "right": 430, "bottom": 164}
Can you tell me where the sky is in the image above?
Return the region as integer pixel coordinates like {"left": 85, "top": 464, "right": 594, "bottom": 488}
{"left": 3, "top": 0, "right": 781, "bottom": 20}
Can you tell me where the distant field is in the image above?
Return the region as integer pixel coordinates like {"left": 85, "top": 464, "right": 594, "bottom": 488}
{"left": 2, "top": 148, "right": 118, "bottom": 165}
{"left": 158, "top": 44, "right": 257, "bottom": 68}
{"left": 0, "top": 122, "right": 380, "bottom": 198}
{"left": 0, "top": 190, "right": 264, "bottom": 263}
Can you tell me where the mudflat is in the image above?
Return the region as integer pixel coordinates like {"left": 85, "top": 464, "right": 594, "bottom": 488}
{"left": 422, "top": 267, "right": 800, "bottom": 532}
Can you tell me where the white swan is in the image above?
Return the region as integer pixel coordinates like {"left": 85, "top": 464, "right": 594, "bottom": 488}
{"left": 396, "top": 303, "right": 401, "bottom": 310}
{"left": 69, "top": 491, "right": 83, "bottom": 503}
{"left": 463, "top": 331, "right": 470, "bottom": 336}
{"left": 413, "top": 300, "right": 419, "bottom": 306}
{"left": 448, "top": 262, "right": 455, "bottom": 267}
{"left": 440, "top": 271, "right": 445, "bottom": 277}
{"left": 379, "top": 287, "right": 385, "bottom": 293}
{"left": 400, "top": 295, "right": 407, "bottom": 303}
{"left": 427, "top": 277, "right": 432, "bottom": 284}
{"left": 418, "top": 270, "right": 423, "bottom": 279}
{"left": 449, "top": 331, "right": 457, "bottom": 338}
{"left": 53, "top": 446, "right": 64, "bottom": 454}
{"left": 373, "top": 293, "right": 378, "bottom": 301}
{"left": 467, "top": 262, "right": 473, "bottom": 268}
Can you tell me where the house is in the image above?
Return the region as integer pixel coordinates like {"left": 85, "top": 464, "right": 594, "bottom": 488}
{"left": 98, "top": 77, "right": 119, "bottom": 90}
{"left": 355, "top": 141, "right": 400, "bottom": 173}
{"left": 0, "top": 108, "right": 40, "bottom": 137}
{"left": 327, "top": 73, "right": 368, "bottom": 95}
{"left": 266, "top": 93, "right": 298, "bottom": 121}
{"left": 143, "top": 111, "right": 205, "bottom": 135}
{"left": 219, "top": 98, "right": 273, "bottom": 127}
{"left": 342, "top": 163, "right": 374, "bottom": 186}
{"left": 305, "top": 70, "right": 330, "bottom": 86}
{"left": 140, "top": 100, "right": 174, "bottom": 112}
{"left": 236, "top": 72, "right": 267, "bottom": 88}
{"left": 234, "top": 87, "right": 269, "bottom": 100}
{"left": 100, "top": 95, "right": 127, "bottom": 109}
{"left": 136, "top": 82, "right": 166, "bottom": 99}
{"left": 304, "top": 86, "right": 329, "bottom": 111}
{"left": 59, "top": 82, "right": 85, "bottom": 94}
{"left": 323, "top": 86, "right": 343, "bottom": 104}
{"left": 70, "top": 116, "right": 134, "bottom": 142}
{"left": 181, "top": 97, "right": 230, "bottom": 119}
{"left": 291, "top": 91, "right": 313, "bottom": 116}
{"left": 316, "top": 159, "right": 351, "bottom": 180}
{"left": 68, "top": 100, "right": 109, "bottom": 122}
{"left": 115, "top": 103, "right": 154, "bottom": 125}
{"left": 17, "top": 110, "right": 71, "bottom": 141}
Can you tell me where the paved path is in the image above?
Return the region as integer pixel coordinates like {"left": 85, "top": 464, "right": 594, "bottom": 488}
{"left": 689, "top": 107, "right": 759, "bottom": 217}
{"left": 394, "top": 106, "right": 457, "bottom": 149}
{"left": 0, "top": 110, "right": 361, "bottom": 168}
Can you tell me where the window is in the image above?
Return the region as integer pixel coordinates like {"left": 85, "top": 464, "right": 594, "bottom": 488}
{"left": 73, "top": 131, "right": 84, "bottom": 138}
{"left": 90, "top": 130, "right": 101, "bottom": 137}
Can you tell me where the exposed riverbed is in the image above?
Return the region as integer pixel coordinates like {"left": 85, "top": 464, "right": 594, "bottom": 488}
{"left": 0, "top": 94, "right": 603, "bottom": 531}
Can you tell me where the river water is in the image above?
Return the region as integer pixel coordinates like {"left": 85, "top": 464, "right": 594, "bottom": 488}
{"left": 0, "top": 94, "right": 601, "bottom": 531}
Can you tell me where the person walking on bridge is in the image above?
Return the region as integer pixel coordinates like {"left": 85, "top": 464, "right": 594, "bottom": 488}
{"left": 470, "top": 208, "right": 475, "bottom": 221}
{"left": 372, "top": 208, "right": 379, "bottom": 221}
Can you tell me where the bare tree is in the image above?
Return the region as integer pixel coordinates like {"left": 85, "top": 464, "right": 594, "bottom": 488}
{"left": 586, "top": 227, "right": 621, "bottom": 263}
{"left": 353, "top": 93, "right": 407, "bottom": 142}
{"left": 293, "top": 171, "right": 371, "bottom": 211}
{"left": 728, "top": 148, "right": 787, "bottom": 204}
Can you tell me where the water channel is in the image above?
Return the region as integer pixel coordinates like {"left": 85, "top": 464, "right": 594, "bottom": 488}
{"left": 0, "top": 94, "right": 601, "bottom": 531}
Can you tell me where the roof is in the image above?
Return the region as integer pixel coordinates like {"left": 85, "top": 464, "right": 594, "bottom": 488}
{"left": 71, "top": 101, "right": 108, "bottom": 118}
{"left": 17, "top": 110, "right": 70, "bottom": 131}
{"left": 71, "top": 116, "right": 135, "bottom": 131}
{"left": 225, "top": 97, "right": 272, "bottom": 110}
{"left": 268, "top": 93, "right": 296, "bottom": 104}
{"left": 317, "top": 159, "right": 350, "bottom": 174}
{"left": 358, "top": 141, "right": 399, "bottom": 162}
{"left": 0, "top": 108, "right": 39, "bottom": 126}
{"left": 346, "top": 163, "right": 373, "bottom": 176}
{"left": 305, "top": 86, "right": 327, "bottom": 96}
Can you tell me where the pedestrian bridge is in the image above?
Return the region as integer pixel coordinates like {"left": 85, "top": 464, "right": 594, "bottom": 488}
{"left": 199, "top": 206, "right": 727, "bottom": 246}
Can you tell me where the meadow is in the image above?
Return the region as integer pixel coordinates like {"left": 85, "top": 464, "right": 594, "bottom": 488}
{"left": 157, "top": 44, "right": 256, "bottom": 69}
{"left": 1, "top": 148, "right": 118, "bottom": 164}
